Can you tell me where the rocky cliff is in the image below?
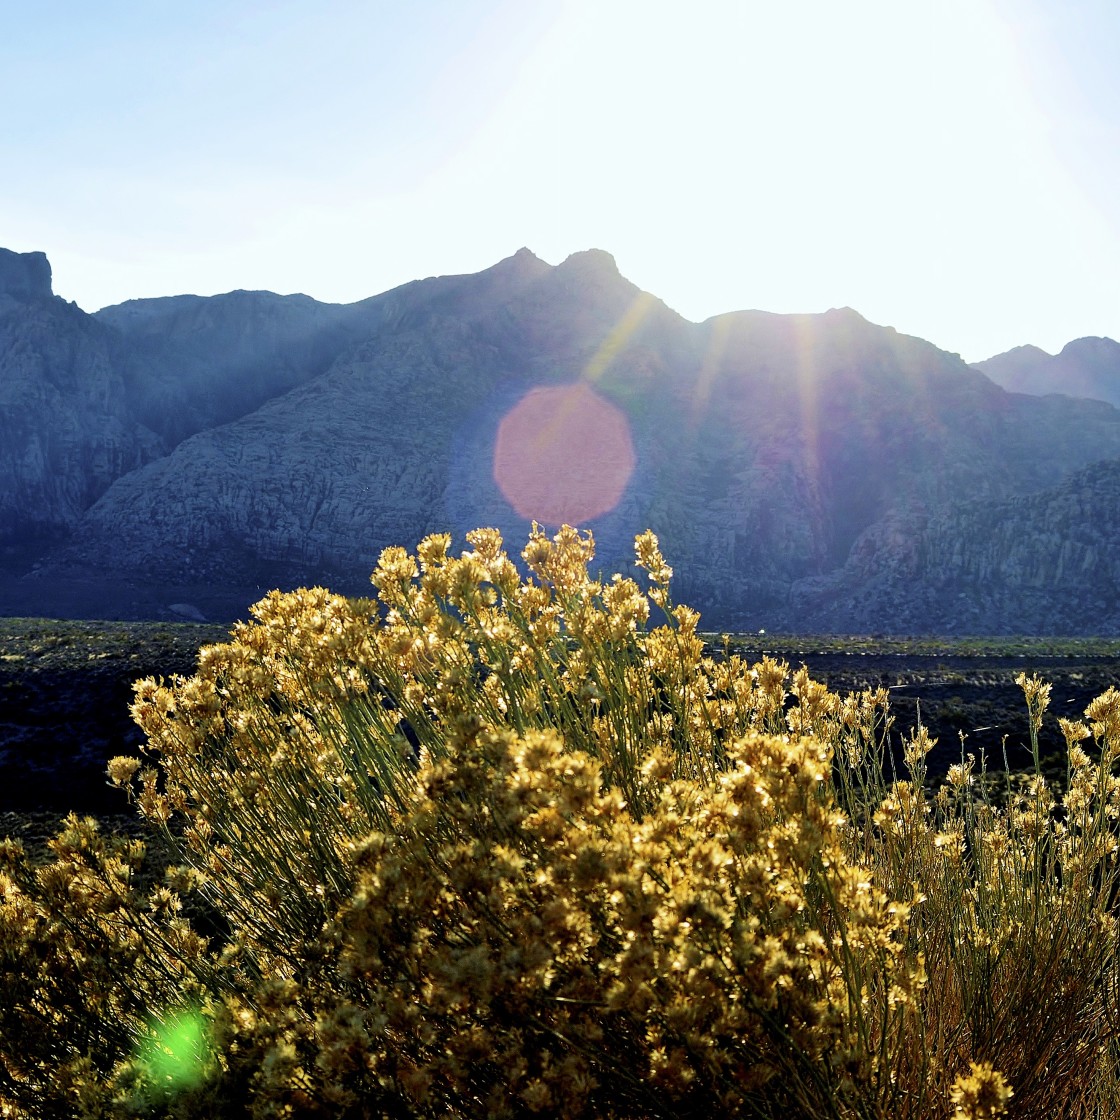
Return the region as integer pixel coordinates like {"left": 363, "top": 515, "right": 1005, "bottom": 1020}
{"left": 4, "top": 246, "right": 1120, "bottom": 634}
{"left": 0, "top": 272, "right": 161, "bottom": 547}
{"left": 0, "top": 248, "right": 53, "bottom": 303}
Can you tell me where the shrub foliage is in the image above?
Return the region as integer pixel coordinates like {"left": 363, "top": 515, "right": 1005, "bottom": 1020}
{"left": 2, "top": 524, "right": 1119, "bottom": 1117}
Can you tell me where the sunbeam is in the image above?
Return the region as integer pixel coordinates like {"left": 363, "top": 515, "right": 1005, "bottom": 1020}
{"left": 583, "top": 291, "right": 658, "bottom": 382}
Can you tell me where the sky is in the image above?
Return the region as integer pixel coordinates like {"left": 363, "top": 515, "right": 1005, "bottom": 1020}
{"left": 3, "top": 0, "right": 1118, "bottom": 363}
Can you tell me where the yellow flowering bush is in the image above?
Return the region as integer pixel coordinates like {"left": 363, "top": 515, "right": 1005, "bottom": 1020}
{"left": 0, "top": 816, "right": 216, "bottom": 1118}
{"left": 2, "top": 523, "right": 1120, "bottom": 1117}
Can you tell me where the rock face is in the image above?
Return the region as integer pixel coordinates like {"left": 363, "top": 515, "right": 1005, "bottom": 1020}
{"left": 0, "top": 293, "right": 161, "bottom": 544}
{"left": 792, "top": 461, "right": 1120, "bottom": 634}
{"left": 0, "top": 249, "right": 52, "bottom": 303}
{"left": 5, "top": 245, "right": 1120, "bottom": 634}
{"left": 975, "top": 337, "right": 1120, "bottom": 407}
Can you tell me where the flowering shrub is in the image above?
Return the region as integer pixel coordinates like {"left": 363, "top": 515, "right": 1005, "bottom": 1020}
{"left": 1, "top": 524, "right": 1119, "bottom": 1117}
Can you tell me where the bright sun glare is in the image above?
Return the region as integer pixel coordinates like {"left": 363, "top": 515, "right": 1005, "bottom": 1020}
{"left": 409, "top": 0, "right": 1118, "bottom": 360}
{"left": 6, "top": 0, "right": 1118, "bottom": 361}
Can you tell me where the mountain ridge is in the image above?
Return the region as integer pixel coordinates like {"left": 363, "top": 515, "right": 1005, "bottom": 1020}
{"left": 3, "top": 246, "right": 1119, "bottom": 634}
{"left": 973, "top": 336, "right": 1120, "bottom": 407}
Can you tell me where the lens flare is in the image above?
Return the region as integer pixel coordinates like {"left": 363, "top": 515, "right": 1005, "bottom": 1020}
{"left": 135, "top": 1007, "right": 208, "bottom": 1092}
{"left": 493, "top": 382, "right": 634, "bottom": 525}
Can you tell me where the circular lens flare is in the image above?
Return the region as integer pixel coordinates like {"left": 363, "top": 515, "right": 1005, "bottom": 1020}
{"left": 493, "top": 382, "right": 635, "bottom": 525}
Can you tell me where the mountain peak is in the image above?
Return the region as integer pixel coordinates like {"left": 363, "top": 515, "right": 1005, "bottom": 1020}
{"left": 483, "top": 246, "right": 549, "bottom": 279}
{"left": 1060, "top": 336, "right": 1120, "bottom": 363}
{"left": 5, "top": 246, "right": 1120, "bottom": 636}
{"left": 558, "top": 248, "right": 620, "bottom": 275}
{"left": 0, "top": 248, "right": 53, "bottom": 302}
{"left": 983, "top": 343, "right": 1054, "bottom": 363}
{"left": 822, "top": 306, "right": 879, "bottom": 332}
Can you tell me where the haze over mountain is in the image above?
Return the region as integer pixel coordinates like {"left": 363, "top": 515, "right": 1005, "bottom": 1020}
{"left": 2, "top": 245, "right": 1119, "bottom": 635}
{"left": 973, "top": 338, "right": 1120, "bottom": 408}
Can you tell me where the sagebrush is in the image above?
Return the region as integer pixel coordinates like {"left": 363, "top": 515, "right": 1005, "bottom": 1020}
{"left": 2, "top": 524, "right": 1118, "bottom": 1118}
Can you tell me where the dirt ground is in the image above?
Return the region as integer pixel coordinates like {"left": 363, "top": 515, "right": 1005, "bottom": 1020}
{"left": 0, "top": 617, "right": 228, "bottom": 817}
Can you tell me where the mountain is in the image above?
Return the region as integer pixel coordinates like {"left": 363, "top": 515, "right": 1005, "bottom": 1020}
{"left": 974, "top": 337, "right": 1120, "bottom": 407}
{"left": 3, "top": 245, "right": 1120, "bottom": 634}
{"left": 0, "top": 249, "right": 161, "bottom": 546}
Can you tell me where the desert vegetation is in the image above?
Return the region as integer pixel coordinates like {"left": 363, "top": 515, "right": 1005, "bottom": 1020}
{"left": 3, "top": 525, "right": 1120, "bottom": 1117}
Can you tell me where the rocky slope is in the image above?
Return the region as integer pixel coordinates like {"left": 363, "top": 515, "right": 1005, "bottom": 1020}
{"left": 791, "top": 460, "right": 1120, "bottom": 634}
{"left": 96, "top": 290, "right": 366, "bottom": 446}
{"left": 4, "top": 245, "right": 1120, "bottom": 633}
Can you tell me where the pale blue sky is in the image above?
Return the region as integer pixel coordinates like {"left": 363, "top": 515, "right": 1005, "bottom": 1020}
{"left": 3, "top": 0, "right": 1118, "bottom": 362}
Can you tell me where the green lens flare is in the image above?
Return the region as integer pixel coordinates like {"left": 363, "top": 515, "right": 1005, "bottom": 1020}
{"left": 138, "top": 1008, "right": 208, "bottom": 1090}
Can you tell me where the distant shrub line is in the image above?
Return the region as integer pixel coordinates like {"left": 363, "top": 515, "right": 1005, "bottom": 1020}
{"left": 2, "top": 524, "right": 1119, "bottom": 1117}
